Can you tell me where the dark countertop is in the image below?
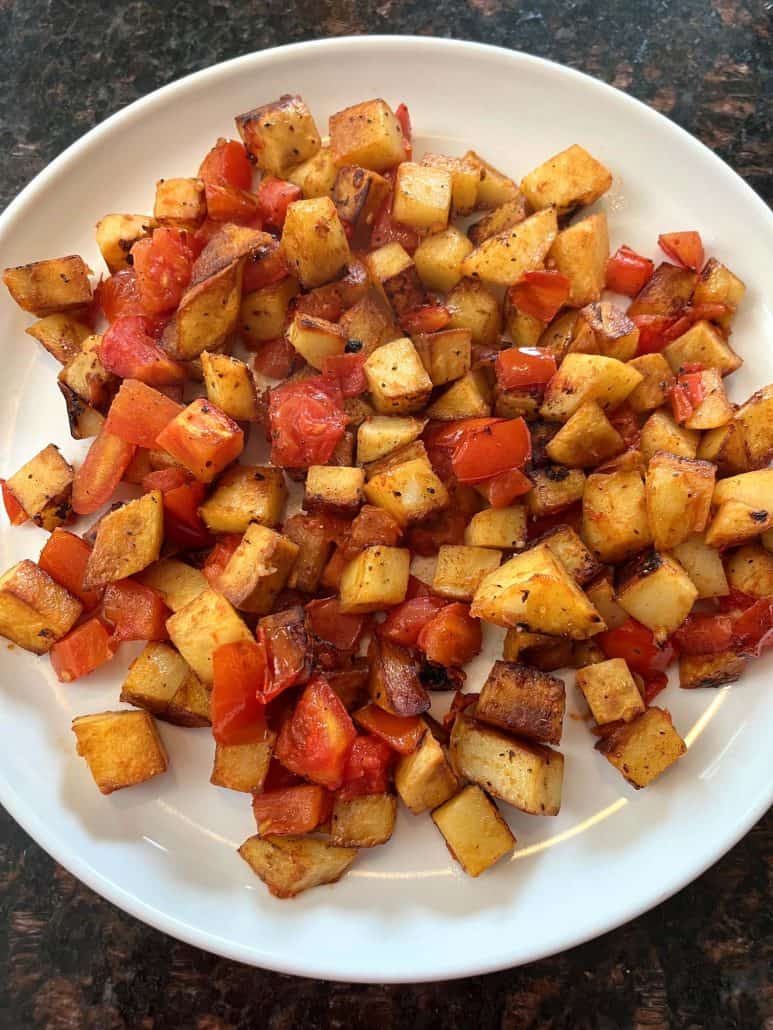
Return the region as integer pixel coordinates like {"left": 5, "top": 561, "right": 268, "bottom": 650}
{"left": 1, "top": 1, "right": 771, "bottom": 1026}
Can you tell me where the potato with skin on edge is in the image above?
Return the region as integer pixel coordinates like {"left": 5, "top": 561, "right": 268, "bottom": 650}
{"left": 239, "top": 835, "right": 357, "bottom": 898}
{"left": 521, "top": 144, "right": 612, "bottom": 215}
{"left": 476, "top": 660, "right": 565, "bottom": 744}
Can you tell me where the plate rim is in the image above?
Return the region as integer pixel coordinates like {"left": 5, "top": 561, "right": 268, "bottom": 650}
{"left": 1, "top": 34, "right": 771, "bottom": 983}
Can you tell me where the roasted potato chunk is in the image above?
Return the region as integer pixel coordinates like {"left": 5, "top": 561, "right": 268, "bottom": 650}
{"left": 0, "top": 560, "right": 82, "bottom": 653}
{"left": 617, "top": 550, "right": 698, "bottom": 641}
{"left": 467, "top": 196, "right": 529, "bottom": 246}
{"left": 25, "top": 313, "right": 92, "bottom": 366}
{"left": 286, "top": 312, "right": 346, "bottom": 369}
{"left": 705, "top": 501, "right": 773, "bottom": 549}
{"left": 540, "top": 353, "right": 643, "bottom": 422}
{"left": 671, "top": 534, "right": 728, "bottom": 599}
{"left": 5, "top": 444, "right": 74, "bottom": 530}
{"left": 163, "top": 260, "right": 243, "bottom": 360}
{"left": 240, "top": 276, "right": 299, "bottom": 347}
{"left": 166, "top": 588, "right": 253, "bottom": 684}
{"left": 527, "top": 465, "right": 586, "bottom": 518}
{"left": 339, "top": 546, "right": 410, "bottom": 614}
{"left": 426, "top": 368, "right": 492, "bottom": 421}
{"left": 645, "top": 451, "right": 715, "bottom": 551}
{"left": 576, "top": 658, "right": 645, "bottom": 725}
{"left": 58, "top": 333, "right": 117, "bottom": 415}
{"left": 432, "top": 785, "right": 515, "bottom": 877}
{"left": 216, "top": 523, "right": 299, "bottom": 614}
{"left": 520, "top": 144, "right": 612, "bottom": 215}
{"left": 239, "top": 834, "right": 357, "bottom": 898}
{"left": 627, "top": 262, "right": 697, "bottom": 319}
{"left": 571, "top": 302, "right": 639, "bottom": 361}
{"left": 683, "top": 368, "right": 733, "bottom": 431}
{"left": 626, "top": 353, "right": 675, "bottom": 414}
{"left": 72, "top": 710, "right": 168, "bottom": 795}
{"left": 236, "top": 94, "right": 321, "bottom": 175}
{"left": 305, "top": 465, "right": 365, "bottom": 514}
{"left": 211, "top": 734, "right": 275, "bottom": 793}
{"left": 461, "top": 208, "right": 558, "bottom": 286}
{"left": 363, "top": 337, "right": 433, "bottom": 414}
{"left": 713, "top": 469, "right": 773, "bottom": 511}
{"left": 464, "top": 506, "right": 527, "bottom": 550}
{"left": 330, "top": 794, "right": 397, "bottom": 848}
{"left": 476, "top": 660, "right": 565, "bottom": 744}
{"left": 392, "top": 162, "right": 453, "bottom": 233}
{"left": 538, "top": 524, "right": 602, "bottom": 586}
{"left": 3, "top": 255, "right": 92, "bottom": 316}
{"left": 445, "top": 278, "right": 502, "bottom": 346}
{"left": 414, "top": 328, "right": 472, "bottom": 387}
{"left": 138, "top": 559, "right": 208, "bottom": 612}
{"left": 595, "top": 707, "right": 686, "bottom": 788}
{"left": 83, "top": 491, "right": 164, "bottom": 589}
{"left": 201, "top": 351, "right": 259, "bottom": 422}
{"left": 395, "top": 729, "right": 459, "bottom": 814}
{"left": 582, "top": 469, "right": 651, "bottom": 563}
{"left": 432, "top": 545, "right": 502, "bottom": 601}
{"left": 356, "top": 415, "right": 426, "bottom": 464}
{"left": 421, "top": 152, "right": 482, "bottom": 215}
{"left": 199, "top": 465, "right": 287, "bottom": 534}
{"left": 414, "top": 227, "right": 474, "bottom": 292}
{"left": 366, "top": 242, "right": 424, "bottom": 316}
{"left": 121, "top": 642, "right": 210, "bottom": 727}
{"left": 364, "top": 456, "right": 449, "bottom": 526}
{"left": 548, "top": 213, "right": 608, "bottom": 307}
{"left": 281, "top": 197, "right": 351, "bottom": 288}
{"left": 584, "top": 574, "right": 628, "bottom": 630}
{"left": 692, "top": 258, "right": 745, "bottom": 329}
{"left": 153, "top": 177, "right": 206, "bottom": 225}
{"left": 465, "top": 150, "right": 520, "bottom": 210}
{"left": 663, "top": 320, "right": 742, "bottom": 377}
{"left": 640, "top": 409, "right": 699, "bottom": 463}
{"left": 329, "top": 98, "right": 406, "bottom": 172}
{"left": 545, "top": 401, "right": 623, "bottom": 467}
{"left": 678, "top": 651, "right": 747, "bottom": 690}
{"left": 287, "top": 144, "right": 339, "bottom": 198}
{"left": 725, "top": 544, "right": 773, "bottom": 597}
{"left": 731, "top": 386, "right": 773, "bottom": 470}
{"left": 333, "top": 165, "right": 390, "bottom": 236}
{"left": 95, "top": 213, "right": 156, "bottom": 272}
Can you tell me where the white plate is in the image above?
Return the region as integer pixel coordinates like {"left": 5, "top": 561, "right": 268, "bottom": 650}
{"left": 0, "top": 36, "right": 771, "bottom": 984}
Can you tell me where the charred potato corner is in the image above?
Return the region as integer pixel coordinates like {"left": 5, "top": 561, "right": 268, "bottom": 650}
{"left": 0, "top": 91, "right": 766, "bottom": 898}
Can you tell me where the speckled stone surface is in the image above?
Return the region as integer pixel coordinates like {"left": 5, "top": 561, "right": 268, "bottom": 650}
{"left": 0, "top": 1, "right": 771, "bottom": 1026}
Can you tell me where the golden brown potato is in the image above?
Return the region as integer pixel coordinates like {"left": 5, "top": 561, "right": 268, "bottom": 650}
{"left": 713, "top": 469, "right": 773, "bottom": 510}
{"left": 363, "top": 337, "right": 433, "bottom": 414}
{"left": 211, "top": 734, "right": 275, "bottom": 793}
{"left": 725, "top": 544, "right": 773, "bottom": 597}
{"left": 540, "top": 353, "right": 642, "bottom": 422}
{"left": 527, "top": 465, "right": 586, "bottom": 517}
{"left": 432, "top": 785, "right": 516, "bottom": 877}
{"left": 0, "top": 560, "right": 82, "bottom": 653}
{"left": 520, "top": 144, "right": 612, "bottom": 215}
{"left": 617, "top": 550, "right": 697, "bottom": 641}
{"left": 663, "top": 320, "right": 742, "bottom": 376}
{"left": 239, "top": 834, "right": 357, "bottom": 898}
{"left": 683, "top": 368, "right": 733, "bottom": 431}
{"left": 287, "top": 312, "right": 346, "bottom": 369}
{"left": 25, "top": 313, "right": 92, "bottom": 365}
{"left": 332, "top": 165, "right": 390, "bottom": 235}
{"left": 626, "top": 353, "right": 675, "bottom": 414}
{"left": 3, "top": 255, "right": 92, "bottom": 316}
{"left": 731, "top": 386, "right": 773, "bottom": 470}
{"left": 364, "top": 455, "right": 449, "bottom": 526}
{"left": 394, "top": 729, "right": 459, "bottom": 814}
{"left": 339, "top": 294, "right": 401, "bottom": 355}
{"left": 692, "top": 257, "right": 745, "bottom": 329}
{"left": 240, "top": 276, "right": 299, "bottom": 347}
{"left": 640, "top": 409, "right": 699, "bottom": 463}
{"left": 72, "top": 710, "right": 168, "bottom": 795}
{"left": 464, "top": 506, "right": 527, "bottom": 550}
{"left": 166, "top": 588, "right": 254, "bottom": 684}
{"left": 627, "top": 262, "right": 697, "bottom": 319}
{"left": 330, "top": 794, "right": 397, "bottom": 847}
{"left": 464, "top": 150, "right": 520, "bottom": 210}
{"left": 356, "top": 415, "right": 426, "bottom": 465}
{"left": 414, "top": 328, "right": 472, "bottom": 387}
{"left": 201, "top": 351, "right": 259, "bottom": 422}
{"left": 584, "top": 574, "right": 628, "bottom": 630}
{"left": 95, "top": 213, "right": 156, "bottom": 272}
{"left": 121, "top": 642, "right": 210, "bottom": 727}
{"left": 287, "top": 144, "right": 339, "bottom": 198}
{"left": 461, "top": 208, "right": 558, "bottom": 286}
{"left": 645, "top": 451, "right": 715, "bottom": 551}
{"left": 678, "top": 651, "right": 747, "bottom": 690}
{"left": 582, "top": 469, "right": 652, "bottom": 563}
{"left": 163, "top": 261, "right": 243, "bottom": 360}
{"left": 84, "top": 492, "right": 164, "bottom": 589}
{"left": 476, "top": 660, "right": 565, "bottom": 744}
{"left": 281, "top": 197, "right": 351, "bottom": 288}
{"left": 5, "top": 444, "right": 74, "bottom": 530}
{"left": 329, "top": 98, "right": 406, "bottom": 172}
{"left": 445, "top": 277, "right": 502, "bottom": 346}
{"left": 670, "top": 534, "right": 729, "bottom": 599}
{"left": 412, "top": 227, "right": 472, "bottom": 292}
{"left": 421, "top": 152, "right": 482, "bottom": 215}
{"left": 595, "top": 707, "right": 686, "bottom": 788}
{"left": 539, "top": 309, "right": 579, "bottom": 360}
{"left": 502, "top": 628, "right": 553, "bottom": 661}
{"left": 392, "top": 162, "right": 453, "bottom": 233}
{"left": 571, "top": 302, "right": 639, "bottom": 361}
{"left": 545, "top": 402, "right": 624, "bottom": 467}
{"left": 576, "top": 658, "right": 645, "bottom": 725}
{"left": 339, "top": 546, "right": 410, "bottom": 613}
{"left": 467, "top": 196, "right": 529, "bottom": 246}
{"left": 153, "top": 178, "right": 206, "bottom": 225}
{"left": 704, "top": 501, "right": 773, "bottom": 549}
{"left": 548, "top": 213, "right": 608, "bottom": 307}
{"left": 537, "top": 524, "right": 603, "bottom": 586}
{"left": 305, "top": 465, "right": 365, "bottom": 514}
{"left": 432, "top": 545, "right": 502, "bottom": 601}
{"left": 138, "top": 559, "right": 208, "bottom": 612}
{"left": 57, "top": 333, "right": 117, "bottom": 415}
{"left": 236, "top": 94, "right": 321, "bottom": 175}
{"left": 199, "top": 465, "right": 287, "bottom": 534}
{"left": 426, "top": 368, "right": 492, "bottom": 421}
{"left": 216, "top": 523, "right": 299, "bottom": 615}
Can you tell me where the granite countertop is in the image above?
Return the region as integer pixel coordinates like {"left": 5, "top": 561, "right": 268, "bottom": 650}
{"left": 1, "top": 1, "right": 771, "bottom": 1026}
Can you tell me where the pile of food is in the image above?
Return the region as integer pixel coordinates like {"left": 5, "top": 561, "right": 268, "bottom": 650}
{"left": 2, "top": 94, "right": 770, "bottom": 897}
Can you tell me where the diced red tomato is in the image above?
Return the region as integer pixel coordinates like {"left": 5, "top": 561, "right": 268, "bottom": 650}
{"left": 253, "top": 337, "right": 298, "bottom": 379}
{"left": 452, "top": 418, "right": 532, "bottom": 484}
{"left": 352, "top": 704, "right": 424, "bottom": 755}
{"left": 479, "top": 467, "right": 534, "bottom": 508}
{"left": 199, "top": 139, "right": 257, "bottom": 223}
{"left": 417, "top": 602, "right": 482, "bottom": 667}
{"left": 99, "top": 317, "right": 187, "bottom": 386}
{"left": 162, "top": 480, "right": 212, "bottom": 550}
{"left": 96, "top": 269, "right": 153, "bottom": 324}
{"left": 262, "top": 758, "right": 303, "bottom": 792}
{"left": 605, "top": 245, "right": 655, "bottom": 297}
{"left": 669, "top": 384, "right": 694, "bottom": 424}
{"left": 406, "top": 508, "right": 466, "bottom": 557}
{"left": 672, "top": 613, "right": 734, "bottom": 655}
{"left": 669, "top": 370, "right": 705, "bottom": 425}
{"left": 642, "top": 671, "right": 668, "bottom": 705}
{"left": 369, "top": 189, "right": 419, "bottom": 253}
{"left": 442, "top": 689, "right": 479, "bottom": 730}
{"left": 607, "top": 407, "right": 641, "bottom": 450}
{"left": 242, "top": 241, "right": 289, "bottom": 292}
{"left": 631, "top": 313, "right": 674, "bottom": 355}
{"left": 255, "top": 177, "right": 302, "bottom": 230}
{"left": 306, "top": 596, "right": 366, "bottom": 653}
{"left": 212, "top": 639, "right": 268, "bottom": 745}
{"left": 680, "top": 371, "right": 705, "bottom": 409}
{"left": 104, "top": 379, "right": 184, "bottom": 448}
{"left": 203, "top": 534, "right": 242, "bottom": 587}
{"left": 495, "top": 347, "right": 557, "bottom": 390}
{"left": 268, "top": 378, "right": 347, "bottom": 468}
{"left": 102, "top": 579, "right": 170, "bottom": 642}
{"left": 717, "top": 589, "right": 756, "bottom": 614}
{"left": 508, "top": 270, "right": 571, "bottom": 322}
{"left": 322, "top": 352, "right": 368, "bottom": 398}
{"left": 1, "top": 479, "right": 27, "bottom": 525}
{"left": 424, "top": 418, "right": 499, "bottom": 480}
{"left": 252, "top": 784, "right": 332, "bottom": 836}
{"left": 337, "top": 735, "right": 395, "bottom": 799}
{"left": 72, "top": 428, "right": 137, "bottom": 516}
{"left": 598, "top": 618, "right": 676, "bottom": 676}
{"left": 395, "top": 102, "right": 412, "bottom": 160}
{"left": 39, "top": 529, "right": 102, "bottom": 609}
{"left": 379, "top": 596, "right": 449, "bottom": 648}
{"left": 658, "top": 231, "right": 704, "bottom": 272}
{"left": 731, "top": 598, "right": 773, "bottom": 656}
{"left": 131, "top": 228, "right": 194, "bottom": 314}
{"left": 155, "top": 398, "right": 244, "bottom": 483}
{"left": 50, "top": 618, "right": 117, "bottom": 683}
{"left": 346, "top": 505, "right": 402, "bottom": 555}
{"left": 399, "top": 305, "right": 450, "bottom": 336}
{"left": 275, "top": 677, "right": 357, "bottom": 789}
{"left": 406, "top": 575, "right": 433, "bottom": 599}
{"left": 141, "top": 467, "right": 192, "bottom": 492}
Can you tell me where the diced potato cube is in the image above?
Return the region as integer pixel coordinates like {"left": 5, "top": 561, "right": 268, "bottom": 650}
{"left": 363, "top": 337, "right": 432, "bottom": 414}
{"left": 153, "top": 177, "right": 206, "bottom": 225}
{"left": 281, "top": 197, "right": 351, "bottom": 288}
{"left": 414, "top": 227, "right": 473, "bottom": 293}
{"left": 211, "top": 734, "right": 275, "bottom": 793}
{"left": 25, "top": 313, "right": 91, "bottom": 366}
{"left": 329, "top": 98, "right": 406, "bottom": 172}
{"left": 626, "top": 353, "right": 675, "bottom": 413}
{"left": 595, "top": 707, "right": 686, "bottom": 788}
{"left": 645, "top": 451, "right": 714, "bottom": 551}
{"left": 236, "top": 94, "right": 321, "bottom": 175}
{"left": 57, "top": 333, "right": 116, "bottom": 417}
{"left": 138, "top": 559, "right": 208, "bottom": 612}
{"left": 162, "top": 262, "right": 244, "bottom": 360}
{"left": 627, "top": 262, "right": 697, "bottom": 319}
{"left": 364, "top": 456, "right": 448, "bottom": 526}
{"left": 617, "top": 551, "right": 698, "bottom": 641}
{"left": 705, "top": 501, "right": 773, "bottom": 549}
{"left": 692, "top": 258, "right": 745, "bottom": 329}
{"left": 504, "top": 307, "right": 544, "bottom": 350}
{"left": 83, "top": 491, "right": 163, "bottom": 589}
{"left": 671, "top": 534, "right": 729, "bottom": 598}
{"left": 576, "top": 658, "right": 645, "bottom": 725}
{"left": 0, "top": 560, "right": 82, "bottom": 653}
{"left": 393, "top": 162, "right": 452, "bottom": 233}
{"left": 548, "top": 213, "right": 608, "bottom": 307}
{"left": 461, "top": 208, "right": 558, "bottom": 286}
{"left": 356, "top": 415, "right": 425, "bottom": 464}
{"left": 679, "top": 651, "right": 746, "bottom": 690}
{"left": 432, "top": 545, "right": 502, "bottom": 601}
{"left": 464, "top": 150, "right": 520, "bottom": 210}
{"left": 201, "top": 351, "right": 258, "bottom": 421}
{"left": 539, "top": 309, "right": 579, "bottom": 360}
{"left": 286, "top": 144, "right": 339, "bottom": 198}
{"left": 425, "top": 368, "right": 491, "bottom": 420}
{"left": 216, "top": 523, "right": 298, "bottom": 614}
{"left": 527, "top": 465, "right": 586, "bottom": 517}
{"left": 414, "top": 328, "right": 472, "bottom": 387}
{"left": 339, "top": 545, "right": 410, "bottom": 613}
{"left": 72, "top": 710, "right": 167, "bottom": 794}
{"left": 5, "top": 444, "right": 74, "bottom": 530}
{"left": 683, "top": 368, "right": 733, "bottom": 431}
{"left": 520, "top": 144, "right": 612, "bottom": 214}
{"left": 502, "top": 628, "right": 553, "bottom": 661}
{"left": 540, "top": 353, "right": 642, "bottom": 422}
{"left": 395, "top": 729, "right": 459, "bottom": 814}
{"left": 446, "top": 279, "right": 502, "bottom": 346}
{"left": 240, "top": 277, "right": 300, "bottom": 347}
{"left": 333, "top": 165, "right": 390, "bottom": 234}
{"left": 365, "top": 242, "right": 424, "bottom": 316}
{"left": 450, "top": 713, "right": 564, "bottom": 815}
{"left": 121, "top": 642, "right": 209, "bottom": 727}
{"left": 725, "top": 544, "right": 773, "bottom": 597}
{"left": 732, "top": 386, "right": 773, "bottom": 470}
{"left": 571, "top": 302, "right": 639, "bottom": 362}
{"left": 465, "top": 506, "right": 527, "bottom": 550}
{"left": 538, "top": 524, "right": 602, "bottom": 585}
{"left": 713, "top": 469, "right": 773, "bottom": 510}
{"left": 166, "top": 588, "right": 253, "bottom": 684}
{"left": 286, "top": 312, "right": 346, "bottom": 369}
{"left": 199, "top": 465, "right": 286, "bottom": 534}
{"left": 432, "top": 785, "right": 515, "bottom": 877}
{"left": 3, "top": 255, "right": 92, "bottom": 316}
{"left": 476, "top": 660, "right": 565, "bottom": 744}
{"left": 305, "top": 465, "right": 365, "bottom": 514}
{"left": 239, "top": 834, "right": 357, "bottom": 898}
{"left": 95, "top": 214, "right": 156, "bottom": 272}
{"left": 330, "top": 793, "right": 397, "bottom": 847}
{"left": 640, "top": 409, "right": 699, "bottom": 463}
{"left": 584, "top": 574, "right": 628, "bottom": 630}
{"left": 468, "top": 196, "right": 530, "bottom": 247}
{"left": 471, "top": 542, "right": 605, "bottom": 638}
{"left": 663, "top": 320, "right": 742, "bottom": 376}
{"left": 545, "top": 401, "right": 623, "bottom": 467}
{"left": 582, "top": 469, "right": 651, "bottom": 563}
{"left": 421, "top": 153, "right": 482, "bottom": 215}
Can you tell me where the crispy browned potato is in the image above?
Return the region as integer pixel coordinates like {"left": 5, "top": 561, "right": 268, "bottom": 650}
{"left": 95, "top": 213, "right": 156, "bottom": 271}
{"left": 84, "top": 491, "right": 164, "bottom": 589}
{"left": 521, "top": 144, "right": 612, "bottom": 215}
{"left": 576, "top": 658, "right": 645, "bottom": 725}
{"left": 236, "top": 94, "right": 321, "bottom": 175}
{"left": 367, "top": 635, "right": 429, "bottom": 716}
{"left": 211, "top": 734, "right": 276, "bottom": 793}
{"left": 201, "top": 351, "right": 259, "bottom": 422}
{"left": 239, "top": 835, "right": 357, "bottom": 898}
{"left": 0, "top": 560, "right": 82, "bottom": 653}
{"left": 582, "top": 469, "right": 652, "bottom": 563}
{"left": 5, "top": 444, "right": 74, "bottom": 530}
{"left": 645, "top": 451, "right": 715, "bottom": 551}
{"left": 616, "top": 550, "right": 697, "bottom": 642}
{"left": 153, "top": 178, "right": 206, "bottom": 226}
{"left": 678, "top": 651, "right": 747, "bottom": 689}
{"left": 595, "top": 707, "right": 686, "bottom": 788}
{"left": 199, "top": 465, "right": 287, "bottom": 534}
{"left": 72, "top": 710, "right": 168, "bottom": 794}
{"left": 215, "top": 523, "right": 299, "bottom": 614}
{"left": 329, "top": 98, "right": 405, "bottom": 172}
{"left": 432, "top": 785, "right": 515, "bottom": 877}
{"left": 476, "top": 661, "right": 565, "bottom": 744}
{"left": 394, "top": 728, "right": 459, "bottom": 814}
{"left": 26, "top": 313, "right": 92, "bottom": 365}
{"left": 281, "top": 197, "right": 351, "bottom": 288}
{"left": 3, "top": 255, "right": 92, "bottom": 315}
{"left": 121, "top": 642, "right": 210, "bottom": 727}
{"left": 330, "top": 794, "right": 397, "bottom": 847}
{"left": 166, "top": 588, "right": 254, "bottom": 684}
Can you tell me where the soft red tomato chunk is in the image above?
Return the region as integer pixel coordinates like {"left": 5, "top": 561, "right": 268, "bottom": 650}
{"left": 104, "top": 379, "right": 184, "bottom": 448}
{"left": 598, "top": 618, "right": 676, "bottom": 676}
{"left": 1, "top": 478, "right": 27, "bottom": 525}
{"left": 631, "top": 314, "right": 675, "bottom": 355}
{"left": 96, "top": 269, "right": 151, "bottom": 323}
{"left": 606, "top": 245, "right": 655, "bottom": 296}
{"left": 203, "top": 534, "right": 243, "bottom": 587}
{"left": 352, "top": 705, "right": 424, "bottom": 755}
{"left": 481, "top": 467, "right": 534, "bottom": 508}
{"left": 131, "top": 228, "right": 194, "bottom": 314}
{"left": 242, "top": 240, "right": 289, "bottom": 292}
{"left": 658, "top": 231, "right": 704, "bottom": 272}
{"left": 205, "top": 183, "right": 259, "bottom": 223}
{"left": 275, "top": 677, "right": 357, "bottom": 790}
{"left": 322, "top": 352, "right": 367, "bottom": 398}
{"left": 731, "top": 598, "right": 773, "bottom": 656}
{"left": 199, "top": 138, "right": 253, "bottom": 191}
{"left": 268, "top": 378, "right": 347, "bottom": 468}
{"left": 417, "top": 602, "right": 482, "bottom": 667}
{"left": 495, "top": 347, "right": 557, "bottom": 390}
{"left": 406, "top": 509, "right": 466, "bottom": 557}
{"left": 338, "top": 735, "right": 395, "bottom": 799}
{"left": 642, "top": 671, "right": 669, "bottom": 705}
{"left": 99, "top": 316, "right": 187, "bottom": 386}
{"left": 399, "top": 305, "right": 450, "bottom": 336}
{"left": 672, "top": 613, "right": 734, "bottom": 655}
{"left": 212, "top": 639, "right": 268, "bottom": 745}
{"left": 72, "top": 428, "right": 136, "bottom": 516}
{"left": 508, "top": 270, "right": 570, "bottom": 322}
{"left": 379, "top": 596, "right": 449, "bottom": 647}
{"left": 162, "top": 480, "right": 212, "bottom": 550}
{"left": 252, "top": 784, "right": 332, "bottom": 836}
{"left": 252, "top": 337, "right": 298, "bottom": 379}
{"left": 424, "top": 418, "right": 500, "bottom": 481}
{"left": 452, "top": 418, "right": 532, "bottom": 484}
{"left": 370, "top": 188, "right": 419, "bottom": 253}
{"left": 103, "top": 579, "right": 170, "bottom": 642}
{"left": 306, "top": 596, "right": 367, "bottom": 653}
{"left": 256, "top": 177, "right": 302, "bottom": 230}
{"left": 39, "top": 529, "right": 102, "bottom": 609}
{"left": 155, "top": 398, "right": 244, "bottom": 483}
{"left": 50, "top": 618, "right": 117, "bottom": 683}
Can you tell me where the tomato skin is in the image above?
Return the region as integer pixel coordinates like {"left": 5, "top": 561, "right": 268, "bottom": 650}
{"left": 370, "top": 189, "right": 419, "bottom": 253}
{"left": 353, "top": 704, "right": 425, "bottom": 755}
{"left": 496, "top": 347, "right": 557, "bottom": 391}
{"left": 658, "top": 231, "right": 704, "bottom": 272}
{"left": 337, "top": 735, "right": 394, "bottom": 799}
{"left": 252, "top": 784, "right": 332, "bottom": 835}
{"left": 322, "top": 352, "right": 368, "bottom": 398}
{"left": 598, "top": 618, "right": 676, "bottom": 676}
{"left": 99, "top": 317, "right": 187, "bottom": 386}
{"left": 508, "top": 270, "right": 571, "bottom": 322}
{"left": 379, "top": 596, "right": 449, "bottom": 648}
{"left": 417, "top": 602, "right": 482, "bottom": 667}
{"left": 103, "top": 579, "right": 170, "bottom": 641}
{"left": 732, "top": 599, "right": 773, "bottom": 656}
{"left": 672, "top": 613, "right": 733, "bottom": 655}
{"left": 131, "top": 228, "right": 194, "bottom": 314}
{"left": 242, "top": 240, "right": 289, "bottom": 293}
{"left": 606, "top": 246, "right": 655, "bottom": 297}
{"left": 96, "top": 269, "right": 154, "bottom": 324}
{"left": 452, "top": 418, "right": 532, "bottom": 484}
{"left": 631, "top": 313, "right": 674, "bottom": 355}
{"left": 212, "top": 639, "right": 268, "bottom": 745}
{"left": 50, "top": 618, "right": 117, "bottom": 683}
{"left": 346, "top": 505, "right": 402, "bottom": 555}
{"left": 72, "top": 428, "right": 137, "bottom": 516}
{"left": 306, "top": 596, "right": 366, "bottom": 653}
{"left": 39, "top": 529, "right": 102, "bottom": 609}
{"left": 481, "top": 467, "right": 533, "bottom": 508}
{"left": 104, "top": 379, "right": 184, "bottom": 448}
{"left": 199, "top": 138, "right": 253, "bottom": 191}
{"left": 252, "top": 337, "right": 298, "bottom": 379}
{"left": 442, "top": 689, "right": 479, "bottom": 730}
{"left": 203, "top": 534, "right": 243, "bottom": 587}
{"left": 162, "top": 480, "right": 212, "bottom": 550}
{"left": 275, "top": 677, "right": 357, "bottom": 790}
{"left": 256, "top": 177, "right": 302, "bottom": 230}
{"left": 1, "top": 478, "right": 27, "bottom": 525}
{"left": 424, "top": 418, "right": 500, "bottom": 481}
{"left": 268, "top": 378, "right": 347, "bottom": 468}
{"left": 399, "top": 304, "right": 450, "bottom": 336}
{"left": 155, "top": 398, "right": 244, "bottom": 483}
